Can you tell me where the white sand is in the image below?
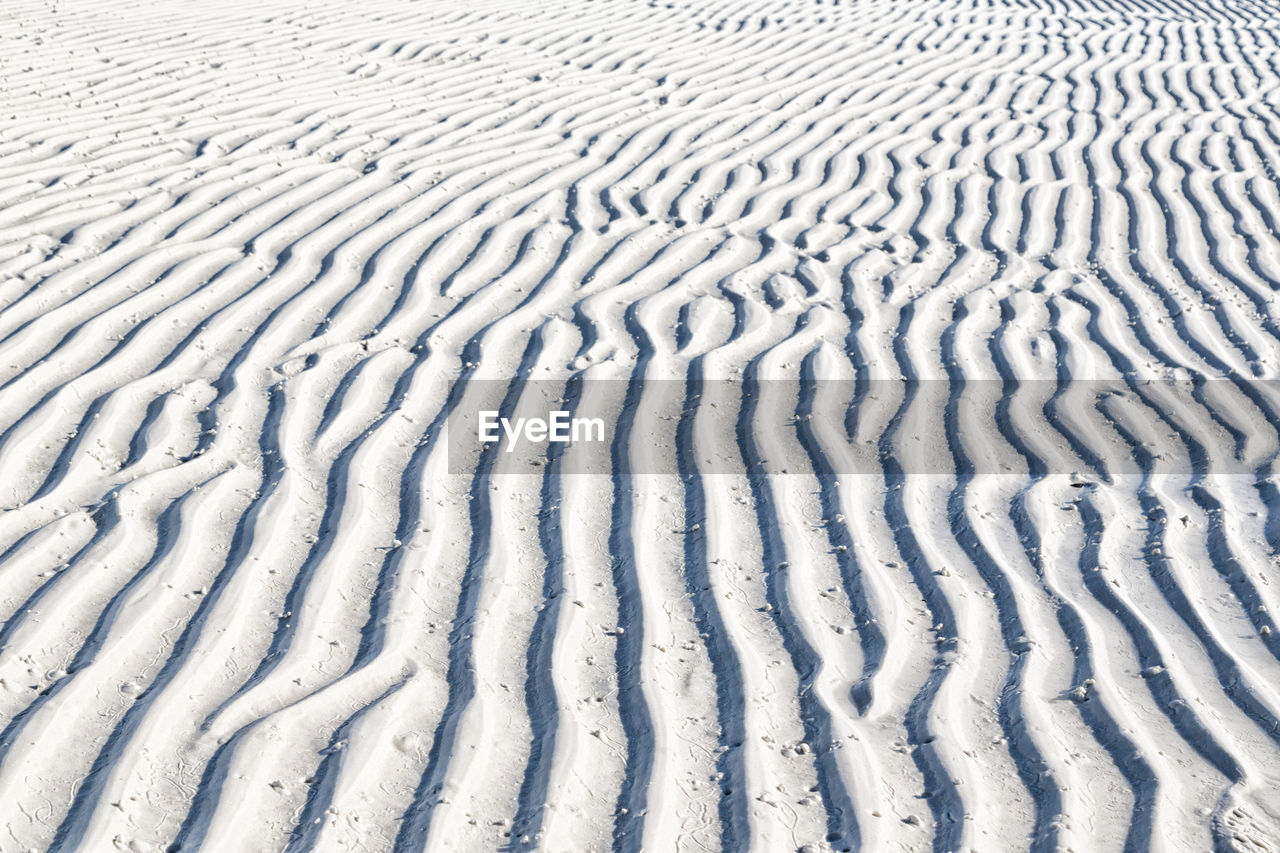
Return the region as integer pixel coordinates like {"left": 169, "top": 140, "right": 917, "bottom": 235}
{"left": 3, "top": 0, "right": 1280, "bottom": 850}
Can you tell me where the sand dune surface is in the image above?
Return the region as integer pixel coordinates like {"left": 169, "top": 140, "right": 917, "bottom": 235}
{"left": 3, "top": 0, "right": 1280, "bottom": 850}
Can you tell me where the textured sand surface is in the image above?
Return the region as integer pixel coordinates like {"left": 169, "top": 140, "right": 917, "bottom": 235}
{"left": 4, "top": 0, "right": 1280, "bottom": 850}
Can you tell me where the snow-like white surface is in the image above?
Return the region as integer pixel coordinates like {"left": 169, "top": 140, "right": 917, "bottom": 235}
{"left": 3, "top": 0, "right": 1280, "bottom": 850}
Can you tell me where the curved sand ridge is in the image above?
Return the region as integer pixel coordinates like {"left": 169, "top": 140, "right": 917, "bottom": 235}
{"left": 4, "top": 0, "right": 1280, "bottom": 850}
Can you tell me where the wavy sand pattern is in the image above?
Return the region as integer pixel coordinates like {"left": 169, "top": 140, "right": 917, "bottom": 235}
{"left": 4, "top": 0, "right": 1280, "bottom": 850}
